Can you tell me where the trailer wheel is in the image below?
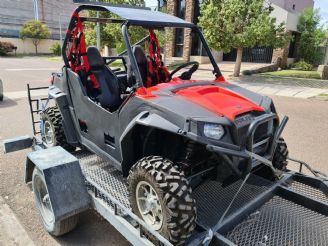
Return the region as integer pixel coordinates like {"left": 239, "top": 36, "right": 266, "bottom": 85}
{"left": 42, "top": 106, "right": 75, "bottom": 152}
{"left": 272, "top": 138, "right": 288, "bottom": 171}
{"left": 128, "top": 156, "right": 196, "bottom": 245}
{"left": 32, "top": 168, "right": 79, "bottom": 236}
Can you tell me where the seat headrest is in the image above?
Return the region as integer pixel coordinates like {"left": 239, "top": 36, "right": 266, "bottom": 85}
{"left": 133, "top": 46, "right": 148, "bottom": 64}
{"left": 87, "top": 46, "right": 104, "bottom": 69}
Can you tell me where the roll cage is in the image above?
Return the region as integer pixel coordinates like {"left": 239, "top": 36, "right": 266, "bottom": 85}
{"left": 62, "top": 2, "right": 223, "bottom": 89}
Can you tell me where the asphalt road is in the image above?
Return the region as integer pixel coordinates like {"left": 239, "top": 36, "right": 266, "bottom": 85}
{"left": 0, "top": 57, "right": 328, "bottom": 245}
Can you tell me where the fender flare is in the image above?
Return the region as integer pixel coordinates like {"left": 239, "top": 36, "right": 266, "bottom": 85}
{"left": 48, "top": 86, "right": 80, "bottom": 145}
{"left": 120, "top": 111, "right": 181, "bottom": 176}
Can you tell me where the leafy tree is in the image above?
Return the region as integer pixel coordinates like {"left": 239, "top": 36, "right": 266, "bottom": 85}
{"left": 85, "top": 0, "right": 147, "bottom": 51}
{"left": 20, "top": 20, "right": 50, "bottom": 54}
{"left": 199, "top": 0, "right": 289, "bottom": 76}
{"left": 297, "top": 8, "right": 326, "bottom": 65}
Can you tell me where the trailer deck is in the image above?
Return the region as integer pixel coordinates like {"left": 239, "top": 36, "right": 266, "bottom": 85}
{"left": 73, "top": 149, "right": 328, "bottom": 246}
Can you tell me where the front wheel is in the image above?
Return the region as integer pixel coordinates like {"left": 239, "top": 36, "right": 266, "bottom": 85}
{"left": 32, "top": 168, "right": 79, "bottom": 236}
{"left": 128, "top": 156, "right": 196, "bottom": 245}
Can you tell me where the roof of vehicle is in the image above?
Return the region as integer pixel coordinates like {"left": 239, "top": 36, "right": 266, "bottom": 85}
{"left": 74, "top": 1, "right": 195, "bottom": 28}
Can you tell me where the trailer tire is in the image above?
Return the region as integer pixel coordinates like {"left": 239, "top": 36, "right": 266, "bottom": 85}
{"left": 128, "top": 156, "right": 196, "bottom": 245}
{"left": 42, "top": 106, "right": 75, "bottom": 152}
{"left": 272, "top": 138, "right": 288, "bottom": 171}
{"left": 32, "top": 168, "right": 79, "bottom": 236}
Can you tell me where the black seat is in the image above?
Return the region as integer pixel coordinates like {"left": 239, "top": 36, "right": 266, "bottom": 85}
{"left": 133, "top": 45, "right": 148, "bottom": 84}
{"left": 87, "top": 46, "right": 121, "bottom": 110}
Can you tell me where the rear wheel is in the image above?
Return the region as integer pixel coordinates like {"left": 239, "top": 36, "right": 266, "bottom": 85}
{"left": 32, "top": 168, "right": 79, "bottom": 236}
{"left": 128, "top": 156, "right": 196, "bottom": 245}
{"left": 42, "top": 106, "right": 75, "bottom": 152}
{"left": 272, "top": 138, "right": 288, "bottom": 171}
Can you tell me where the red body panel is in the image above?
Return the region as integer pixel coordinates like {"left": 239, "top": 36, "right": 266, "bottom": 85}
{"left": 175, "top": 85, "right": 264, "bottom": 120}
{"left": 136, "top": 77, "right": 264, "bottom": 120}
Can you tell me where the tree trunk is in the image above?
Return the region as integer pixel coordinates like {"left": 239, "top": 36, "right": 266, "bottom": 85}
{"left": 233, "top": 47, "right": 243, "bottom": 77}
{"left": 35, "top": 45, "right": 38, "bottom": 55}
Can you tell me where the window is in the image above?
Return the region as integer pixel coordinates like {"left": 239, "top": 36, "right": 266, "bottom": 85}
{"left": 292, "top": 4, "right": 296, "bottom": 10}
{"left": 174, "top": 0, "right": 186, "bottom": 57}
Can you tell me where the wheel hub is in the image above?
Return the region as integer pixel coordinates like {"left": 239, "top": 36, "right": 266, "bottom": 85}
{"left": 136, "top": 181, "right": 163, "bottom": 230}
{"left": 44, "top": 121, "right": 54, "bottom": 145}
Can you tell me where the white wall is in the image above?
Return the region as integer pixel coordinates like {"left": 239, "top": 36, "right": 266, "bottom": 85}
{"left": 284, "top": 0, "right": 314, "bottom": 12}
{"left": 0, "top": 37, "right": 58, "bottom": 54}
{"left": 270, "top": 0, "right": 314, "bottom": 12}
{"left": 271, "top": 3, "right": 300, "bottom": 31}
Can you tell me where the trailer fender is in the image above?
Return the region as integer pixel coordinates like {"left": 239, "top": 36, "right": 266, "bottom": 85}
{"left": 26, "top": 147, "right": 90, "bottom": 221}
{"left": 48, "top": 86, "right": 80, "bottom": 145}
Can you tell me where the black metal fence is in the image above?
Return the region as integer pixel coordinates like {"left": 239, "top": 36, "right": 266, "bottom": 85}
{"left": 223, "top": 47, "right": 273, "bottom": 63}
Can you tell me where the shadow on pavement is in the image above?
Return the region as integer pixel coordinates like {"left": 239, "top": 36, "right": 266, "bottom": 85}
{"left": 55, "top": 210, "right": 130, "bottom": 246}
{"left": 0, "top": 98, "right": 18, "bottom": 108}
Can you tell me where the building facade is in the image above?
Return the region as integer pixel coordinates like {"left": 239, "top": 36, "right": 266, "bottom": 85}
{"left": 165, "top": 0, "right": 314, "bottom": 65}
{"left": 0, "top": 0, "right": 75, "bottom": 39}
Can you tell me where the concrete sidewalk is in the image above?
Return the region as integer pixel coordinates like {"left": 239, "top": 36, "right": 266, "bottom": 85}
{"left": 0, "top": 196, "right": 34, "bottom": 246}
{"left": 194, "top": 62, "right": 328, "bottom": 99}
{"left": 229, "top": 80, "right": 328, "bottom": 99}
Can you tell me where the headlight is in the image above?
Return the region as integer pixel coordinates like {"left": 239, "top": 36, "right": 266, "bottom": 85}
{"left": 204, "top": 123, "right": 225, "bottom": 140}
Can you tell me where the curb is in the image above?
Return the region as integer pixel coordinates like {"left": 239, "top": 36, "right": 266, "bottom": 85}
{"left": 0, "top": 196, "right": 34, "bottom": 246}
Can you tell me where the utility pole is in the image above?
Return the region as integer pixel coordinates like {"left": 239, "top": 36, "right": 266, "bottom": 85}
{"left": 59, "top": 14, "right": 63, "bottom": 51}
{"left": 96, "top": 0, "right": 101, "bottom": 50}
{"left": 40, "top": 0, "right": 45, "bottom": 21}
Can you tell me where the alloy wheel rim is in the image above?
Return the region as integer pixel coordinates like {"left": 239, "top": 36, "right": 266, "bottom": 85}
{"left": 136, "top": 181, "right": 163, "bottom": 230}
{"left": 44, "top": 121, "right": 54, "bottom": 145}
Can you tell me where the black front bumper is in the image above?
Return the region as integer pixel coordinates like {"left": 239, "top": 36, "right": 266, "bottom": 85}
{"left": 206, "top": 113, "right": 288, "bottom": 174}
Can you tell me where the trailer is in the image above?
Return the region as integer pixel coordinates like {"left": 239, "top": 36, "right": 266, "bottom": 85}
{"left": 3, "top": 85, "right": 328, "bottom": 245}
{"left": 4, "top": 134, "right": 328, "bottom": 246}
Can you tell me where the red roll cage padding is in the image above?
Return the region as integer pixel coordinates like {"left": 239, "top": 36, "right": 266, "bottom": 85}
{"left": 146, "top": 29, "right": 170, "bottom": 87}
{"left": 68, "top": 11, "right": 99, "bottom": 89}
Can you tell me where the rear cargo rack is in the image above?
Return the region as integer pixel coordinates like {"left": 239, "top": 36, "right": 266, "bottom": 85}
{"left": 27, "top": 84, "right": 49, "bottom": 136}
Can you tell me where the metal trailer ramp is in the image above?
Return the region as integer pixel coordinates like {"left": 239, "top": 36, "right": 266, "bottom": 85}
{"left": 76, "top": 150, "right": 328, "bottom": 246}
{"left": 202, "top": 174, "right": 328, "bottom": 246}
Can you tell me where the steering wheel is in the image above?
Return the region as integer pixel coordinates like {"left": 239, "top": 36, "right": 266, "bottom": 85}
{"left": 169, "top": 61, "right": 199, "bottom": 81}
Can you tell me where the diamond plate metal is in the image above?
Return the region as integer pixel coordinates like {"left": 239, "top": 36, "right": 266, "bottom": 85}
{"left": 289, "top": 181, "right": 328, "bottom": 204}
{"left": 76, "top": 151, "right": 130, "bottom": 209}
{"left": 193, "top": 175, "right": 273, "bottom": 228}
{"left": 225, "top": 196, "right": 328, "bottom": 246}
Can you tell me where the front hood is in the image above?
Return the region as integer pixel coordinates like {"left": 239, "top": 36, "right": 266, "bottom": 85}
{"left": 175, "top": 85, "right": 264, "bottom": 120}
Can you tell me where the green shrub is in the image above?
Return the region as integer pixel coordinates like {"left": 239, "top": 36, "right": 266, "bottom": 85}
{"left": 0, "top": 41, "right": 15, "bottom": 55}
{"left": 50, "top": 42, "right": 61, "bottom": 56}
{"left": 292, "top": 60, "right": 313, "bottom": 71}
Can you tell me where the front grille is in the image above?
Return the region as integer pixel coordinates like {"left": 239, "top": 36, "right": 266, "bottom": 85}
{"left": 234, "top": 113, "right": 273, "bottom": 154}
